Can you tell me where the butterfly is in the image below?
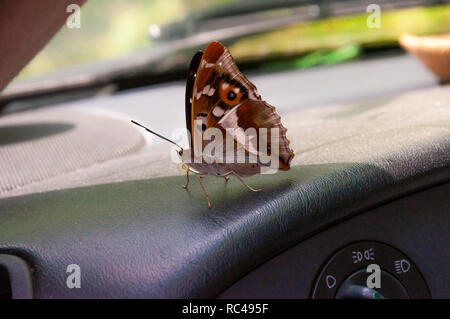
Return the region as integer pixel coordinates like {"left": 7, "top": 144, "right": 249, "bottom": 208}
{"left": 132, "top": 41, "right": 294, "bottom": 208}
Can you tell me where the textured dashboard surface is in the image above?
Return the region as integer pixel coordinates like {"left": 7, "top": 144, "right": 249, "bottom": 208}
{"left": 0, "top": 83, "right": 448, "bottom": 297}
{"left": 2, "top": 84, "right": 448, "bottom": 198}
{"left": 1, "top": 53, "right": 439, "bottom": 198}
{"left": 0, "top": 107, "right": 144, "bottom": 195}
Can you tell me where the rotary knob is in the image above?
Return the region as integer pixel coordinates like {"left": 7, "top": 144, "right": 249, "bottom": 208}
{"left": 311, "top": 241, "right": 430, "bottom": 299}
{"left": 335, "top": 269, "right": 409, "bottom": 299}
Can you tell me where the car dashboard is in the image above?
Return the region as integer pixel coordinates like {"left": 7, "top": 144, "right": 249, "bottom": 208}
{"left": 0, "top": 54, "right": 449, "bottom": 299}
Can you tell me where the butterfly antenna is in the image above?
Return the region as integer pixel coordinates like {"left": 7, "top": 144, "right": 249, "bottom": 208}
{"left": 131, "top": 120, "right": 183, "bottom": 151}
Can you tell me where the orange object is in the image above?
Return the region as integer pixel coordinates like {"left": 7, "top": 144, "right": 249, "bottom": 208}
{"left": 399, "top": 34, "right": 450, "bottom": 83}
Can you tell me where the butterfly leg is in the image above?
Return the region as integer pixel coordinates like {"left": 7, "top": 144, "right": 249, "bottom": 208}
{"left": 197, "top": 175, "right": 212, "bottom": 209}
{"left": 181, "top": 167, "right": 190, "bottom": 189}
{"left": 230, "top": 171, "right": 261, "bottom": 192}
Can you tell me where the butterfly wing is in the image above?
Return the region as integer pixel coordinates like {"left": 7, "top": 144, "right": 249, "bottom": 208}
{"left": 188, "top": 41, "right": 294, "bottom": 173}
{"left": 185, "top": 50, "right": 203, "bottom": 148}
{"left": 215, "top": 99, "right": 294, "bottom": 173}
{"left": 190, "top": 42, "right": 260, "bottom": 135}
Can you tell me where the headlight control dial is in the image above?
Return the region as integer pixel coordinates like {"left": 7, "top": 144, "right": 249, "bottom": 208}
{"left": 311, "top": 241, "right": 430, "bottom": 299}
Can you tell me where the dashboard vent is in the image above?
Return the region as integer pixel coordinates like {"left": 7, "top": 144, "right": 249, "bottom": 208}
{"left": 0, "top": 255, "right": 33, "bottom": 299}
{"left": 0, "top": 265, "right": 12, "bottom": 299}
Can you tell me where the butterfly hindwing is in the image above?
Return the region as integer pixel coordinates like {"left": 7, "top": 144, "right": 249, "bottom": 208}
{"left": 216, "top": 99, "right": 294, "bottom": 171}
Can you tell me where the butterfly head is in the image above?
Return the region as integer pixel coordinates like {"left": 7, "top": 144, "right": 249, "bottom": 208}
{"left": 176, "top": 148, "right": 185, "bottom": 161}
{"left": 177, "top": 148, "right": 191, "bottom": 163}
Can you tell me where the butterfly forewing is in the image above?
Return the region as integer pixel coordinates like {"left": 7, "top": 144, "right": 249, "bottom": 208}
{"left": 185, "top": 50, "right": 203, "bottom": 148}
{"left": 191, "top": 42, "right": 260, "bottom": 130}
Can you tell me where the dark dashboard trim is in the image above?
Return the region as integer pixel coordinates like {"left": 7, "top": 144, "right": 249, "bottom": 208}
{"left": 0, "top": 157, "right": 448, "bottom": 298}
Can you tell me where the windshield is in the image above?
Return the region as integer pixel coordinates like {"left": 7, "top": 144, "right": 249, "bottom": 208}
{"left": 1, "top": 0, "right": 447, "bottom": 110}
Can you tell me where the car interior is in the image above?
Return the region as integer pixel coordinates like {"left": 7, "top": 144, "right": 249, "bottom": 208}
{"left": 0, "top": 0, "right": 448, "bottom": 300}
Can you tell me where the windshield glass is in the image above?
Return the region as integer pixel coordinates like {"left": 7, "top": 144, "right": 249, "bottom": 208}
{"left": 15, "top": 0, "right": 450, "bottom": 80}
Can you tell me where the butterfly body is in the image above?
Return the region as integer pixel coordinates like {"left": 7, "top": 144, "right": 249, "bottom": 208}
{"left": 183, "top": 159, "right": 257, "bottom": 178}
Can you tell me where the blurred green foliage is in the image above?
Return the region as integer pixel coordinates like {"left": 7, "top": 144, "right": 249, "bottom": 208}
{"left": 264, "top": 45, "right": 362, "bottom": 71}
{"left": 19, "top": 2, "right": 450, "bottom": 79}
{"left": 20, "top": 0, "right": 186, "bottom": 78}
{"left": 230, "top": 5, "right": 450, "bottom": 61}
